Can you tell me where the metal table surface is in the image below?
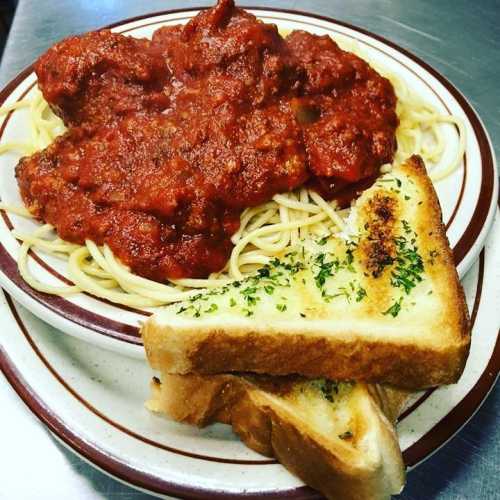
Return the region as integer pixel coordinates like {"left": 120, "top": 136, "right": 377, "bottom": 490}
{"left": 0, "top": 1, "right": 498, "bottom": 499}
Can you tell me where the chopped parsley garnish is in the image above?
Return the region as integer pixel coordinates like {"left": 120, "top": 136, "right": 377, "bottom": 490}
{"left": 401, "top": 219, "right": 412, "bottom": 235}
{"left": 383, "top": 297, "right": 403, "bottom": 317}
{"left": 175, "top": 222, "right": 419, "bottom": 320}
{"left": 391, "top": 227, "right": 424, "bottom": 294}
{"left": 355, "top": 286, "right": 367, "bottom": 302}
{"left": 257, "top": 267, "right": 270, "bottom": 278}
{"left": 204, "top": 303, "right": 218, "bottom": 313}
{"left": 313, "top": 253, "right": 339, "bottom": 289}
{"left": 316, "top": 379, "right": 339, "bottom": 402}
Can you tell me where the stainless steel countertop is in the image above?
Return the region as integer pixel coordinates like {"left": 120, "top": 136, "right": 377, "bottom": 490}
{"left": 0, "top": 1, "right": 498, "bottom": 499}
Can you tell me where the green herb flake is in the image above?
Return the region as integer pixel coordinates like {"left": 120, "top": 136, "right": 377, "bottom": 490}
{"left": 355, "top": 286, "right": 367, "bottom": 302}
{"left": 257, "top": 267, "right": 270, "bottom": 278}
{"left": 318, "top": 379, "right": 339, "bottom": 402}
{"left": 229, "top": 298, "right": 237, "bottom": 307}
{"left": 176, "top": 305, "right": 188, "bottom": 315}
{"left": 390, "top": 222, "right": 425, "bottom": 294}
{"left": 276, "top": 303, "right": 287, "bottom": 312}
{"left": 204, "top": 303, "right": 218, "bottom": 314}
{"left": 317, "top": 236, "right": 328, "bottom": 246}
{"left": 382, "top": 297, "right": 403, "bottom": 318}
{"left": 313, "top": 253, "right": 339, "bottom": 289}
{"left": 401, "top": 219, "right": 412, "bottom": 234}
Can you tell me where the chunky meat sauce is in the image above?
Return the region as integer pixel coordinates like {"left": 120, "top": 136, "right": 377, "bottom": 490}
{"left": 16, "top": 0, "right": 398, "bottom": 281}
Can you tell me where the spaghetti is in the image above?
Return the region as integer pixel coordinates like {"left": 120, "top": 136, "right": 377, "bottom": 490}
{"left": 0, "top": 35, "right": 466, "bottom": 309}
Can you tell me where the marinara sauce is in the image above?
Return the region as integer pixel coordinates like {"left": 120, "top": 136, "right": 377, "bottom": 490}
{"left": 16, "top": 0, "right": 398, "bottom": 281}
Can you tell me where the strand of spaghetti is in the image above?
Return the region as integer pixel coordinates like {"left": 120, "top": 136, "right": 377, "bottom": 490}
{"left": 230, "top": 203, "right": 275, "bottom": 242}
{"left": 237, "top": 252, "right": 272, "bottom": 266}
{"left": 427, "top": 122, "right": 445, "bottom": 161}
{"left": 244, "top": 207, "right": 278, "bottom": 234}
{"left": 18, "top": 240, "right": 81, "bottom": 295}
{"left": 172, "top": 277, "right": 232, "bottom": 288}
{"left": 299, "top": 188, "right": 310, "bottom": 240}
{"left": 230, "top": 212, "right": 328, "bottom": 279}
{"left": 12, "top": 230, "right": 79, "bottom": 254}
{"left": 80, "top": 264, "right": 115, "bottom": 280}
{"left": 430, "top": 116, "right": 466, "bottom": 181}
{"left": 308, "top": 192, "right": 345, "bottom": 230}
{"left": 101, "top": 243, "right": 181, "bottom": 293}
{"left": 33, "top": 97, "right": 51, "bottom": 147}
{"left": 0, "top": 203, "right": 33, "bottom": 217}
{"left": 289, "top": 199, "right": 299, "bottom": 246}
{"left": 249, "top": 204, "right": 293, "bottom": 253}
{"left": 28, "top": 91, "right": 42, "bottom": 150}
{"left": 67, "top": 246, "right": 162, "bottom": 307}
{"left": 85, "top": 240, "right": 113, "bottom": 274}
{"left": 17, "top": 224, "right": 80, "bottom": 296}
{"left": 0, "top": 99, "right": 30, "bottom": 116}
{"left": 117, "top": 280, "right": 201, "bottom": 303}
{"left": 272, "top": 193, "right": 322, "bottom": 213}
{"left": 102, "top": 245, "right": 206, "bottom": 301}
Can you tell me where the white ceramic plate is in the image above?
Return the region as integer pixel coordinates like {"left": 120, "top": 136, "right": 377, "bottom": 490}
{"left": 0, "top": 8, "right": 497, "bottom": 358}
{"left": 1, "top": 211, "right": 498, "bottom": 499}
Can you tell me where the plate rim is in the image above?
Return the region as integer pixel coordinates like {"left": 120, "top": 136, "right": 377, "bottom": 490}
{"left": 0, "top": 6, "right": 496, "bottom": 354}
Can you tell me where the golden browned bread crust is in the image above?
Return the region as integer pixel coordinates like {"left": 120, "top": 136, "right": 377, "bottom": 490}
{"left": 147, "top": 373, "right": 407, "bottom": 500}
{"left": 142, "top": 156, "right": 471, "bottom": 389}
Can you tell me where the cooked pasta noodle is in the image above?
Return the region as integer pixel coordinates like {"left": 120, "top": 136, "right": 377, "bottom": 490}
{"left": 0, "top": 33, "right": 466, "bottom": 308}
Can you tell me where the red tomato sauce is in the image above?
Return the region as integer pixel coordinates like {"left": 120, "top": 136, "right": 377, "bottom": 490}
{"left": 16, "top": 0, "right": 397, "bottom": 281}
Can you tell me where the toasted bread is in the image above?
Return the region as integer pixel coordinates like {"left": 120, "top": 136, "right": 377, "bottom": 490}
{"left": 147, "top": 373, "right": 407, "bottom": 500}
{"left": 142, "top": 156, "right": 470, "bottom": 389}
